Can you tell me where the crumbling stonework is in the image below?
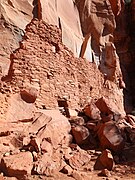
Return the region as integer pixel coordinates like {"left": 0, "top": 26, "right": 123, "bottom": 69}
{"left": 0, "top": 1, "right": 135, "bottom": 179}
{"left": 0, "top": 19, "right": 125, "bottom": 123}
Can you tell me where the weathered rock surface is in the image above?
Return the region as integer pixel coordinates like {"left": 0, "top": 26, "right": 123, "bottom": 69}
{"left": 83, "top": 102, "right": 101, "bottom": 120}
{"left": 36, "top": 110, "right": 71, "bottom": 148}
{"left": 0, "top": 0, "right": 33, "bottom": 77}
{"left": 94, "top": 149, "right": 114, "bottom": 171}
{"left": 0, "top": 19, "right": 124, "bottom": 116}
{"left": 69, "top": 150, "right": 91, "bottom": 170}
{"left": 0, "top": 1, "right": 135, "bottom": 179}
{"left": 0, "top": 0, "right": 91, "bottom": 62}
{"left": 71, "top": 125, "right": 90, "bottom": 145}
{"left": 96, "top": 96, "right": 122, "bottom": 115}
{"left": 0, "top": 152, "right": 33, "bottom": 178}
{"left": 6, "top": 93, "right": 36, "bottom": 122}
{"left": 97, "top": 121, "right": 124, "bottom": 152}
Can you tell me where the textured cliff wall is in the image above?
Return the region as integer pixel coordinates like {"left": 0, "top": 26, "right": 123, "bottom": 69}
{"left": 0, "top": 0, "right": 135, "bottom": 121}
{"left": 0, "top": 0, "right": 93, "bottom": 82}
{"left": 0, "top": 19, "right": 125, "bottom": 122}
{"left": 0, "top": 0, "right": 33, "bottom": 80}
{"left": 114, "top": 0, "right": 134, "bottom": 112}
{"left": 1, "top": 1, "right": 135, "bottom": 179}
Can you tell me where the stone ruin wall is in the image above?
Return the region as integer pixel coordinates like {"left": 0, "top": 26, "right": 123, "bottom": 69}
{"left": 1, "top": 0, "right": 135, "bottom": 121}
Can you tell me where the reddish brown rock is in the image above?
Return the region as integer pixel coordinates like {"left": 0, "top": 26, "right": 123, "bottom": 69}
{"left": 94, "top": 149, "right": 114, "bottom": 171}
{"left": 125, "top": 114, "right": 135, "bottom": 128}
{"left": 23, "top": 110, "right": 71, "bottom": 151}
{"left": 101, "top": 113, "right": 114, "bottom": 123}
{"left": 71, "top": 125, "right": 89, "bottom": 145}
{"left": 97, "top": 121, "right": 124, "bottom": 152}
{"left": 69, "top": 150, "right": 91, "bottom": 170}
{"left": 0, "top": 152, "right": 33, "bottom": 178}
{"left": 27, "top": 112, "right": 52, "bottom": 134}
{"left": 20, "top": 87, "right": 38, "bottom": 103}
{"left": 61, "top": 165, "right": 73, "bottom": 175}
{"left": 96, "top": 97, "right": 122, "bottom": 115}
{"left": 83, "top": 103, "right": 101, "bottom": 120}
{"left": 69, "top": 116, "right": 85, "bottom": 126}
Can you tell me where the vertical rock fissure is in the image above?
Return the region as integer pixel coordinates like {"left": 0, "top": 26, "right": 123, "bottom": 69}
{"left": 32, "top": 0, "right": 42, "bottom": 19}
{"left": 114, "top": 1, "right": 134, "bottom": 113}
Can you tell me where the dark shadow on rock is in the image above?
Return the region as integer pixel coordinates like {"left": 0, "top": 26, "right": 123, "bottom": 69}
{"left": 32, "top": 0, "right": 38, "bottom": 18}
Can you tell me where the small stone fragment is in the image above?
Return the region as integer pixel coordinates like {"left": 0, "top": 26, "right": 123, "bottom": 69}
{"left": 98, "top": 169, "right": 111, "bottom": 177}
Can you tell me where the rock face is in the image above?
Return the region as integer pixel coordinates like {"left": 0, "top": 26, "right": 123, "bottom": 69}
{"left": 0, "top": 0, "right": 33, "bottom": 59}
{"left": 0, "top": 19, "right": 125, "bottom": 122}
{"left": 1, "top": 152, "right": 33, "bottom": 178}
{"left": 6, "top": 93, "right": 36, "bottom": 122}
{"left": 0, "top": 0, "right": 127, "bottom": 83}
{"left": 113, "top": 0, "right": 135, "bottom": 112}
{"left": 97, "top": 121, "right": 124, "bottom": 152}
{"left": 94, "top": 149, "right": 114, "bottom": 171}
{"left": 0, "top": 0, "right": 91, "bottom": 64}
{"left": 0, "top": 0, "right": 130, "bottom": 116}
{"left": 0, "top": 1, "right": 135, "bottom": 179}
{"left": 76, "top": 0, "right": 123, "bottom": 82}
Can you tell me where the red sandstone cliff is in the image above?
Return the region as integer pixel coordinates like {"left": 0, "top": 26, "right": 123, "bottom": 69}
{"left": 0, "top": 0, "right": 127, "bottom": 120}
{"left": 0, "top": 1, "right": 135, "bottom": 179}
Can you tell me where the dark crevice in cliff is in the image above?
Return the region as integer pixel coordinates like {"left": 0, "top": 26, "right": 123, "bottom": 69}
{"left": 114, "top": 1, "right": 134, "bottom": 113}
{"left": 128, "top": 1, "right": 135, "bottom": 109}
{"left": 32, "top": 0, "right": 42, "bottom": 19}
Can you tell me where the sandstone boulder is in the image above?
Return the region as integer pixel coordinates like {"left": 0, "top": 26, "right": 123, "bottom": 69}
{"left": 36, "top": 110, "right": 71, "bottom": 149}
{"left": 0, "top": 152, "right": 33, "bottom": 178}
{"left": 27, "top": 112, "right": 52, "bottom": 134}
{"left": 69, "top": 150, "right": 91, "bottom": 170}
{"left": 96, "top": 97, "right": 120, "bottom": 115}
{"left": 83, "top": 103, "right": 101, "bottom": 120}
{"left": 20, "top": 87, "right": 38, "bottom": 103}
{"left": 33, "top": 151, "right": 63, "bottom": 176}
{"left": 71, "top": 125, "right": 89, "bottom": 145}
{"left": 40, "top": 139, "right": 53, "bottom": 156}
{"left": 94, "top": 149, "right": 114, "bottom": 171}
{"left": 69, "top": 116, "right": 85, "bottom": 126}
{"left": 97, "top": 121, "right": 124, "bottom": 152}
